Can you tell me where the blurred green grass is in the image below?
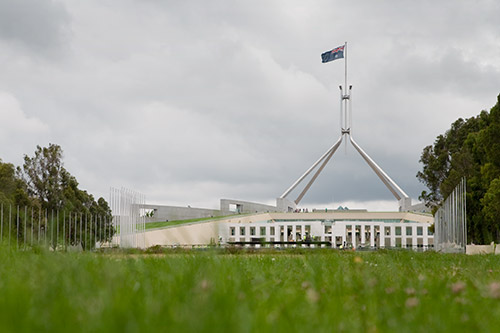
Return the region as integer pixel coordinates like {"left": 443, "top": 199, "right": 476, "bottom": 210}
{"left": 1, "top": 248, "right": 500, "bottom": 332}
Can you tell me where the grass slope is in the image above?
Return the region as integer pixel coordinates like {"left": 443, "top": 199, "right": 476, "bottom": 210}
{"left": 1, "top": 249, "right": 500, "bottom": 332}
{"left": 145, "top": 214, "right": 243, "bottom": 230}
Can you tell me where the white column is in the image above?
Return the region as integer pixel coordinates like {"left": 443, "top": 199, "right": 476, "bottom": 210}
{"left": 402, "top": 225, "right": 407, "bottom": 248}
{"left": 342, "top": 225, "right": 346, "bottom": 246}
{"left": 352, "top": 226, "right": 357, "bottom": 249}
{"left": 370, "top": 225, "right": 375, "bottom": 247}
{"left": 413, "top": 226, "right": 417, "bottom": 250}
{"left": 361, "top": 224, "right": 366, "bottom": 245}
{"left": 424, "top": 224, "right": 429, "bottom": 248}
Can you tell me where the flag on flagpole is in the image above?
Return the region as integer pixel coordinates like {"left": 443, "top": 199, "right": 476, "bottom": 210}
{"left": 321, "top": 45, "right": 345, "bottom": 63}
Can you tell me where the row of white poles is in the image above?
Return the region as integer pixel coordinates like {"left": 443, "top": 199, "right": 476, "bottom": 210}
{"left": 109, "top": 187, "right": 146, "bottom": 248}
{"left": 0, "top": 204, "right": 115, "bottom": 251}
{"left": 435, "top": 177, "right": 467, "bottom": 252}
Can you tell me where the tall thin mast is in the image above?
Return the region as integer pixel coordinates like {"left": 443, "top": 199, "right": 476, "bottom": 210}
{"left": 344, "top": 42, "right": 347, "bottom": 92}
{"left": 279, "top": 42, "right": 412, "bottom": 211}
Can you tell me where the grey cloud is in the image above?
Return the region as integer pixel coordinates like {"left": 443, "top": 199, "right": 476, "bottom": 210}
{"left": 0, "top": 0, "right": 70, "bottom": 54}
{"left": 1, "top": 0, "right": 499, "bottom": 209}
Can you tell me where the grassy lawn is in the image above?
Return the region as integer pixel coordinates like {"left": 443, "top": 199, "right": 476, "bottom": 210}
{"left": 145, "top": 214, "right": 242, "bottom": 230}
{"left": 1, "top": 248, "right": 500, "bottom": 332}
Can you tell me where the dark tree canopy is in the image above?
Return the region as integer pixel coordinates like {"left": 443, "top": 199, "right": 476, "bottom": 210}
{"left": 0, "top": 159, "right": 30, "bottom": 207}
{"left": 21, "top": 144, "right": 65, "bottom": 211}
{"left": 18, "top": 143, "right": 111, "bottom": 218}
{"left": 418, "top": 94, "right": 500, "bottom": 243}
{"left": 1, "top": 144, "right": 114, "bottom": 249}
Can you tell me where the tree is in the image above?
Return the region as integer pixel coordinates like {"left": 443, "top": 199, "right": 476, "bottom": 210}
{"left": 21, "top": 143, "right": 65, "bottom": 211}
{"left": 417, "top": 93, "right": 500, "bottom": 243}
{"left": 0, "top": 159, "right": 31, "bottom": 207}
{"left": 19, "top": 144, "right": 114, "bottom": 248}
{"left": 481, "top": 178, "right": 500, "bottom": 243}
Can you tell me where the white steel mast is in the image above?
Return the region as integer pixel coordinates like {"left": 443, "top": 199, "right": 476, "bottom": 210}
{"left": 279, "top": 42, "right": 411, "bottom": 211}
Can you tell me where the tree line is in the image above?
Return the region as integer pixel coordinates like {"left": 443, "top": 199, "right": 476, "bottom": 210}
{"left": 0, "top": 143, "right": 113, "bottom": 248}
{"left": 418, "top": 94, "right": 500, "bottom": 244}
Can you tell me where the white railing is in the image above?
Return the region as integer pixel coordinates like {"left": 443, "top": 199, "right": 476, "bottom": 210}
{"left": 110, "top": 187, "right": 146, "bottom": 248}
{"left": 434, "top": 178, "right": 467, "bottom": 253}
{"left": 0, "top": 204, "right": 115, "bottom": 251}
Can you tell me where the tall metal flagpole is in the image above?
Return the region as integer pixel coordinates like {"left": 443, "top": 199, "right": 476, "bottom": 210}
{"left": 344, "top": 42, "right": 347, "bottom": 93}
{"left": 280, "top": 41, "right": 412, "bottom": 211}
{"left": 343, "top": 41, "right": 348, "bottom": 152}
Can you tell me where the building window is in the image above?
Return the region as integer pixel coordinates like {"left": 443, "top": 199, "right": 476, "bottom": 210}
{"left": 406, "top": 227, "right": 412, "bottom": 236}
{"left": 250, "top": 227, "right": 256, "bottom": 236}
{"left": 270, "top": 227, "right": 275, "bottom": 236}
{"left": 260, "top": 227, "right": 266, "bottom": 236}
{"left": 395, "top": 227, "right": 401, "bottom": 236}
{"left": 385, "top": 227, "right": 391, "bottom": 236}
{"left": 417, "top": 227, "right": 423, "bottom": 236}
{"left": 230, "top": 227, "right": 235, "bottom": 236}
{"left": 240, "top": 227, "right": 245, "bottom": 236}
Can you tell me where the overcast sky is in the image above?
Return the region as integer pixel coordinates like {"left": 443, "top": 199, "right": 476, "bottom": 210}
{"left": 1, "top": 0, "right": 499, "bottom": 211}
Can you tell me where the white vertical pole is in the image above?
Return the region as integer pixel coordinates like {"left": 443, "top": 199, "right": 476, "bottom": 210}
{"left": 37, "top": 207, "right": 41, "bottom": 244}
{"left": 63, "top": 211, "right": 65, "bottom": 250}
{"left": 463, "top": 177, "right": 467, "bottom": 248}
{"left": 1, "top": 203, "right": 3, "bottom": 244}
{"left": 68, "top": 213, "right": 72, "bottom": 247}
{"left": 74, "top": 213, "right": 77, "bottom": 245}
{"left": 17, "top": 206, "right": 20, "bottom": 250}
{"left": 339, "top": 86, "right": 343, "bottom": 132}
{"left": 79, "top": 213, "right": 82, "bottom": 248}
{"left": 85, "top": 213, "right": 88, "bottom": 251}
{"left": 100, "top": 213, "right": 103, "bottom": 247}
{"left": 9, "top": 205, "right": 12, "bottom": 247}
{"left": 344, "top": 42, "right": 347, "bottom": 93}
{"left": 31, "top": 207, "right": 34, "bottom": 247}
{"left": 24, "top": 206, "right": 27, "bottom": 250}
{"left": 51, "top": 210, "right": 54, "bottom": 249}
{"left": 56, "top": 210, "right": 59, "bottom": 250}
{"left": 94, "top": 215, "right": 97, "bottom": 250}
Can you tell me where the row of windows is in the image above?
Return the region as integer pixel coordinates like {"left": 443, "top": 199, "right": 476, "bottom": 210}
{"left": 230, "top": 225, "right": 312, "bottom": 237}
{"left": 273, "top": 219, "right": 427, "bottom": 224}
{"left": 338, "top": 225, "right": 430, "bottom": 236}
{"left": 230, "top": 224, "right": 432, "bottom": 237}
{"left": 230, "top": 226, "right": 274, "bottom": 236}
{"left": 384, "top": 226, "right": 425, "bottom": 236}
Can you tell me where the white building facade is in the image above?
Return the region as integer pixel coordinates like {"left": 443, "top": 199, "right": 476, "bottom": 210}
{"left": 220, "top": 212, "right": 434, "bottom": 250}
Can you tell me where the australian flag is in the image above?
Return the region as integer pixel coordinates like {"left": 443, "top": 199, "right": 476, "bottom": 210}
{"left": 321, "top": 45, "right": 345, "bottom": 63}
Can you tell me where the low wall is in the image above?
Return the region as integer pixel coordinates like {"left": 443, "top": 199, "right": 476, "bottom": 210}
{"left": 466, "top": 244, "right": 496, "bottom": 255}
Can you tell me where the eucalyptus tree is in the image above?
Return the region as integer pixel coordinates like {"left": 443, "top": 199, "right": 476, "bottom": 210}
{"left": 417, "top": 94, "right": 500, "bottom": 243}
